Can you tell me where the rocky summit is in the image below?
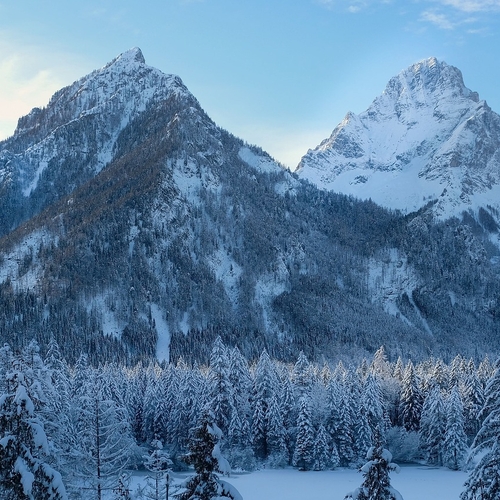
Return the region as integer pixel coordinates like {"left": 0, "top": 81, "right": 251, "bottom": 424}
{"left": 296, "top": 58, "right": 500, "bottom": 228}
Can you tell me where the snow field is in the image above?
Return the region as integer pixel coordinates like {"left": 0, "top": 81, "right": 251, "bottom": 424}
{"left": 125, "top": 467, "right": 468, "bottom": 500}
{"left": 227, "top": 467, "right": 468, "bottom": 500}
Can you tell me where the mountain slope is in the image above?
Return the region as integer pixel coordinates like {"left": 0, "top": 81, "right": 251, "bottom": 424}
{"left": 0, "top": 47, "right": 195, "bottom": 236}
{"left": 296, "top": 58, "right": 500, "bottom": 226}
{"left": 0, "top": 51, "right": 499, "bottom": 365}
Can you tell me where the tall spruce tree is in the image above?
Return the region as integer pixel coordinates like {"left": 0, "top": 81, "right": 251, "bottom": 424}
{"left": 0, "top": 348, "right": 68, "bottom": 500}
{"left": 399, "top": 362, "right": 423, "bottom": 432}
{"left": 292, "top": 396, "right": 315, "bottom": 471}
{"left": 177, "top": 410, "right": 241, "bottom": 500}
{"left": 419, "top": 387, "right": 445, "bottom": 465}
{"left": 461, "top": 360, "right": 500, "bottom": 500}
{"left": 443, "top": 387, "right": 468, "bottom": 470}
{"left": 344, "top": 435, "right": 403, "bottom": 500}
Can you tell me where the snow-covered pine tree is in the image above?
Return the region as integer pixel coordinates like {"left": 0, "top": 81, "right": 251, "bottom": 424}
{"left": 443, "top": 386, "right": 468, "bottom": 470}
{"left": 177, "top": 409, "right": 241, "bottom": 500}
{"left": 0, "top": 349, "right": 68, "bottom": 500}
{"left": 252, "top": 350, "right": 279, "bottom": 460}
{"left": 357, "top": 374, "right": 385, "bottom": 457}
{"left": 399, "top": 361, "right": 423, "bottom": 432}
{"left": 125, "top": 362, "right": 148, "bottom": 444}
{"left": 228, "top": 347, "right": 253, "bottom": 444}
{"left": 313, "top": 424, "right": 332, "bottom": 471}
{"left": 266, "top": 395, "right": 288, "bottom": 467}
{"left": 355, "top": 404, "right": 374, "bottom": 464}
{"left": 151, "top": 367, "right": 172, "bottom": 445}
{"left": 364, "top": 375, "right": 385, "bottom": 433}
{"left": 419, "top": 387, "right": 445, "bottom": 465}
{"left": 461, "top": 359, "right": 500, "bottom": 499}
{"left": 292, "top": 396, "right": 315, "bottom": 471}
{"left": 279, "top": 374, "right": 296, "bottom": 463}
{"left": 141, "top": 363, "right": 162, "bottom": 444}
{"left": 461, "top": 370, "right": 484, "bottom": 438}
{"left": 207, "top": 337, "right": 234, "bottom": 436}
{"left": 226, "top": 406, "right": 256, "bottom": 471}
{"left": 336, "top": 386, "right": 356, "bottom": 466}
{"left": 344, "top": 435, "right": 403, "bottom": 500}
{"left": 291, "top": 351, "right": 312, "bottom": 399}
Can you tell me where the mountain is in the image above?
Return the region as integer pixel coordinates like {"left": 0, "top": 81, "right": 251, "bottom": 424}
{"left": 0, "top": 48, "right": 197, "bottom": 236}
{"left": 1, "top": 51, "right": 500, "bottom": 365}
{"left": 296, "top": 58, "right": 500, "bottom": 228}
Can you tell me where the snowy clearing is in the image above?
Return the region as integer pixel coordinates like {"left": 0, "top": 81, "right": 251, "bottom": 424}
{"left": 124, "top": 466, "right": 468, "bottom": 500}
{"left": 227, "top": 467, "right": 468, "bottom": 500}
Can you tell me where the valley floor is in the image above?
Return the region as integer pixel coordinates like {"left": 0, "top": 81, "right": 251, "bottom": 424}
{"left": 228, "top": 466, "right": 467, "bottom": 500}
{"left": 127, "top": 466, "right": 468, "bottom": 500}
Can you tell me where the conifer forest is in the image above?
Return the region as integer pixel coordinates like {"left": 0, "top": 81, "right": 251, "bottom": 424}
{"left": 1, "top": 337, "right": 500, "bottom": 499}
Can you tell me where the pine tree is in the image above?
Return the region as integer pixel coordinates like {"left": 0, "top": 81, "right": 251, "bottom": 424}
{"left": 462, "top": 371, "right": 484, "bottom": 438}
{"left": 141, "top": 363, "right": 162, "bottom": 443}
{"left": 292, "top": 396, "right": 315, "bottom": 471}
{"left": 177, "top": 410, "right": 241, "bottom": 500}
{"left": 266, "top": 395, "right": 288, "bottom": 467}
{"left": 313, "top": 424, "right": 332, "bottom": 471}
{"left": 207, "top": 337, "right": 234, "bottom": 436}
{"left": 226, "top": 407, "right": 256, "bottom": 471}
{"left": 344, "top": 435, "right": 403, "bottom": 500}
{"left": 419, "top": 387, "right": 445, "bottom": 465}
{"left": 279, "top": 374, "right": 296, "bottom": 464}
{"left": 399, "top": 361, "right": 423, "bottom": 432}
{"left": 461, "top": 360, "right": 500, "bottom": 499}
{"left": 336, "top": 387, "right": 356, "bottom": 466}
{"left": 251, "top": 350, "right": 279, "bottom": 460}
{"left": 291, "top": 351, "right": 312, "bottom": 398}
{"left": 443, "top": 387, "right": 468, "bottom": 470}
{"left": 0, "top": 350, "right": 68, "bottom": 500}
{"left": 358, "top": 374, "right": 385, "bottom": 453}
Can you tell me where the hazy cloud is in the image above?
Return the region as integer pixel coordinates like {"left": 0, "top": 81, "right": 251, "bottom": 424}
{"left": 419, "top": 0, "right": 499, "bottom": 30}
{"left": 0, "top": 37, "right": 89, "bottom": 140}
{"left": 316, "top": 0, "right": 372, "bottom": 12}
{"left": 436, "top": 0, "right": 500, "bottom": 12}
{"left": 420, "top": 10, "right": 456, "bottom": 28}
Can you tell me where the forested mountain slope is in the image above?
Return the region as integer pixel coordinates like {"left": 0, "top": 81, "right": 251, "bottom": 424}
{"left": 0, "top": 50, "right": 499, "bottom": 365}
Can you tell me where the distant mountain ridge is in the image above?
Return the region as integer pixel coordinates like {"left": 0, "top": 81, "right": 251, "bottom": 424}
{"left": 296, "top": 57, "right": 500, "bottom": 228}
{"left": 0, "top": 50, "right": 499, "bottom": 365}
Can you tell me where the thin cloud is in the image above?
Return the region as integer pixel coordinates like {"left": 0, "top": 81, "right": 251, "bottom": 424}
{"left": 0, "top": 37, "right": 90, "bottom": 140}
{"left": 316, "top": 0, "right": 373, "bottom": 12}
{"left": 437, "top": 0, "right": 500, "bottom": 12}
{"left": 419, "top": 0, "right": 500, "bottom": 31}
{"left": 421, "top": 10, "right": 456, "bottom": 28}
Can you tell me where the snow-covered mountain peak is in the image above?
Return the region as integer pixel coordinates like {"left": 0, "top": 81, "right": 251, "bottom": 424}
{"left": 0, "top": 48, "right": 197, "bottom": 209}
{"left": 296, "top": 58, "right": 500, "bottom": 224}
{"left": 106, "top": 46, "right": 146, "bottom": 67}
{"left": 386, "top": 57, "right": 471, "bottom": 98}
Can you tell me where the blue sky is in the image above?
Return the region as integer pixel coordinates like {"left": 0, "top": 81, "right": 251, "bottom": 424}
{"left": 1, "top": 1, "right": 499, "bottom": 168}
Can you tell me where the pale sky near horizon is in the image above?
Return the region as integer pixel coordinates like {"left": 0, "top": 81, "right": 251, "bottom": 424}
{"left": 1, "top": 1, "right": 499, "bottom": 168}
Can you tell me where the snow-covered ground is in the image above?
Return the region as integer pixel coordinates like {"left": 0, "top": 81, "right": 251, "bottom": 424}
{"left": 125, "top": 466, "right": 468, "bottom": 500}
{"left": 228, "top": 467, "right": 468, "bottom": 500}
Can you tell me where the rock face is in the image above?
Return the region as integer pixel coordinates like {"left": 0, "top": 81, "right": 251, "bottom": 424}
{"left": 296, "top": 58, "right": 500, "bottom": 222}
